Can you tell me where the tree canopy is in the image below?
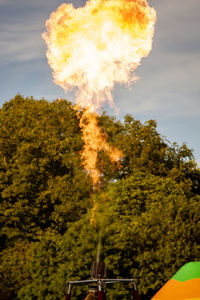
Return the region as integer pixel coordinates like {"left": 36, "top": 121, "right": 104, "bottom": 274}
{"left": 0, "top": 95, "right": 199, "bottom": 299}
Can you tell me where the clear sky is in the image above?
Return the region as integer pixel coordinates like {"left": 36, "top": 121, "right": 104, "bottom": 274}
{"left": 0, "top": 0, "right": 200, "bottom": 163}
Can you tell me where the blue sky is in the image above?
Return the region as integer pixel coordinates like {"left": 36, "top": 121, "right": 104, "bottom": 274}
{"left": 0, "top": 0, "right": 200, "bottom": 163}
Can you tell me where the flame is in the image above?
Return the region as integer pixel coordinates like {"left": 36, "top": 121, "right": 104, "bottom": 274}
{"left": 43, "top": 0, "right": 156, "bottom": 185}
{"left": 77, "top": 107, "right": 122, "bottom": 186}
{"left": 90, "top": 201, "right": 98, "bottom": 227}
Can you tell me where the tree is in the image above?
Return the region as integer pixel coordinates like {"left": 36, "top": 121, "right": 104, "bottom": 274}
{"left": 17, "top": 172, "right": 200, "bottom": 299}
{"left": 0, "top": 239, "right": 33, "bottom": 300}
{"left": 0, "top": 94, "right": 92, "bottom": 242}
{"left": 0, "top": 95, "right": 92, "bottom": 298}
{"left": 115, "top": 115, "right": 200, "bottom": 195}
{"left": 103, "top": 172, "right": 200, "bottom": 297}
{"left": 1, "top": 95, "right": 200, "bottom": 299}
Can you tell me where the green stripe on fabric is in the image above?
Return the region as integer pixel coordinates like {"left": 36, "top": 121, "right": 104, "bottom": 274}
{"left": 172, "top": 262, "right": 200, "bottom": 282}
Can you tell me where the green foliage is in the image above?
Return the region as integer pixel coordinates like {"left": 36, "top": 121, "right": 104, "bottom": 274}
{"left": 0, "top": 239, "right": 33, "bottom": 299}
{"left": 0, "top": 95, "right": 200, "bottom": 299}
{"left": 115, "top": 115, "right": 198, "bottom": 190}
{"left": 17, "top": 174, "right": 200, "bottom": 299}
{"left": 116, "top": 116, "right": 168, "bottom": 176}
{"left": 0, "top": 95, "right": 91, "bottom": 299}
{"left": 0, "top": 95, "right": 91, "bottom": 241}
{"left": 103, "top": 173, "right": 200, "bottom": 296}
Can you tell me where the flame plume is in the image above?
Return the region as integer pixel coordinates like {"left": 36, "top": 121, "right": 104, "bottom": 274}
{"left": 43, "top": 0, "right": 156, "bottom": 185}
{"left": 77, "top": 108, "right": 122, "bottom": 186}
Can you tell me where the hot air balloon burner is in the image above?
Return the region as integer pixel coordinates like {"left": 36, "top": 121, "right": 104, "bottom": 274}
{"left": 90, "top": 261, "right": 107, "bottom": 279}
{"left": 65, "top": 261, "right": 140, "bottom": 300}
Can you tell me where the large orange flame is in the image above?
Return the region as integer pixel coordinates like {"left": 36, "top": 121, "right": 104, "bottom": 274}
{"left": 43, "top": 0, "right": 156, "bottom": 186}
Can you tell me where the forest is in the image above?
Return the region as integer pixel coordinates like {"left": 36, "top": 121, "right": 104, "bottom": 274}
{"left": 0, "top": 94, "right": 199, "bottom": 299}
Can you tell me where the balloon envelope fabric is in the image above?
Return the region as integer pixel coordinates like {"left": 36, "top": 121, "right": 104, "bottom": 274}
{"left": 152, "top": 262, "right": 200, "bottom": 299}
